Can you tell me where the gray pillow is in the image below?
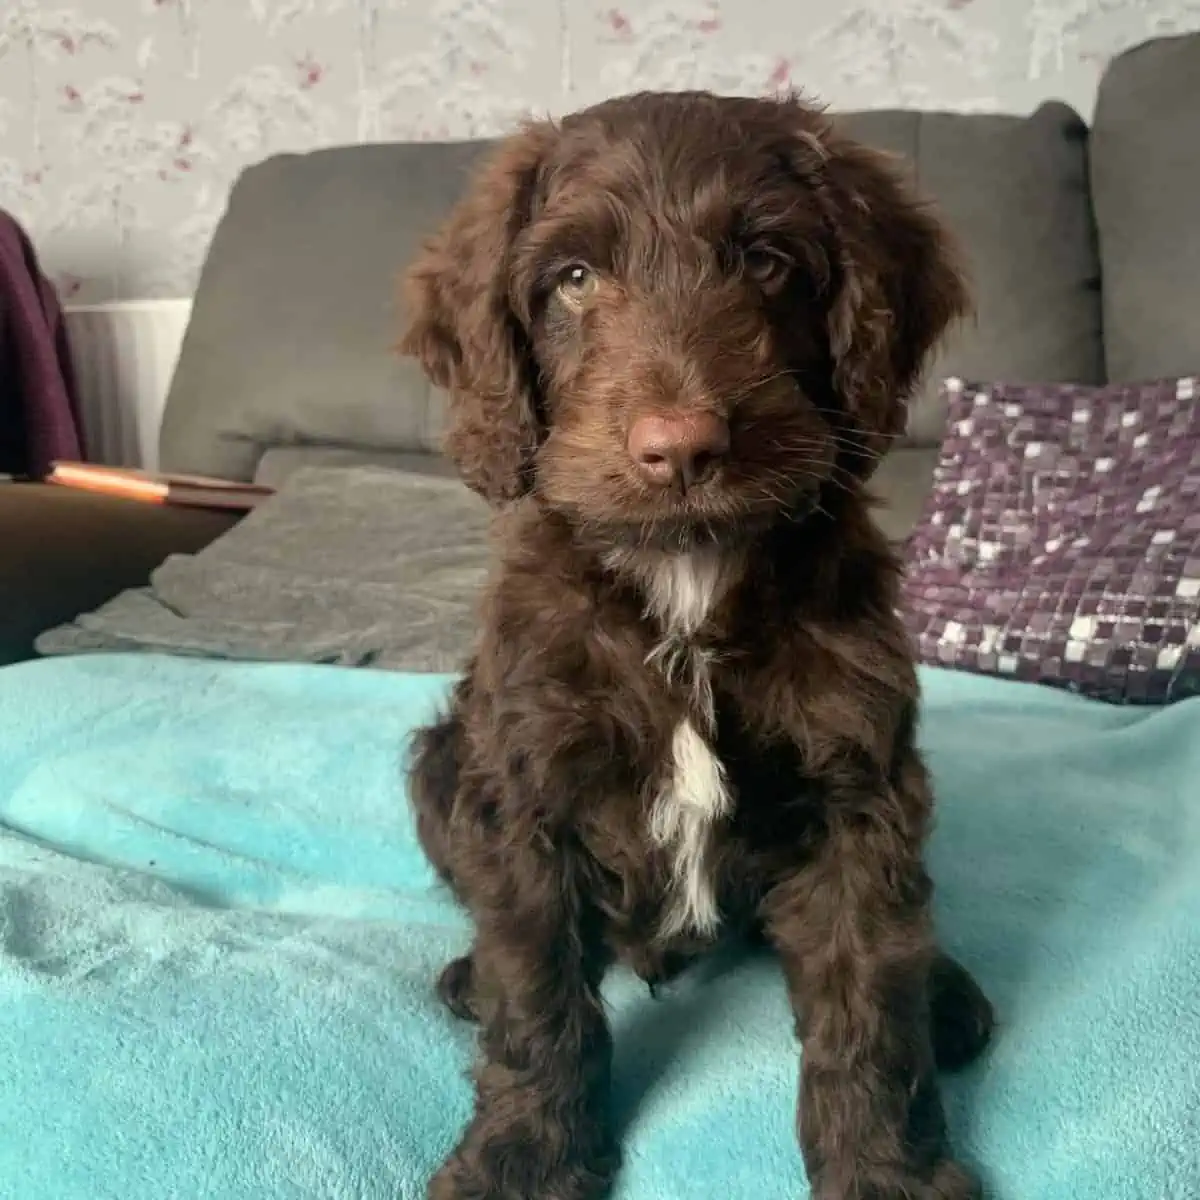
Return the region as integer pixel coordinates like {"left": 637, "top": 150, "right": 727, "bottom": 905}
{"left": 159, "top": 141, "right": 492, "bottom": 481}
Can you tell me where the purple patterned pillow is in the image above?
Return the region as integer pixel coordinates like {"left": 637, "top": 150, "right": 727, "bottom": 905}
{"left": 902, "top": 377, "right": 1200, "bottom": 703}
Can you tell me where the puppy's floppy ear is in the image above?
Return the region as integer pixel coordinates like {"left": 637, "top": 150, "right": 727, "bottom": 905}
{"left": 399, "top": 123, "right": 554, "bottom": 504}
{"left": 814, "top": 125, "right": 970, "bottom": 476}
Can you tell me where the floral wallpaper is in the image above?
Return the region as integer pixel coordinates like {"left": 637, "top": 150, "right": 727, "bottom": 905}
{"left": 2, "top": 0, "right": 1199, "bottom": 304}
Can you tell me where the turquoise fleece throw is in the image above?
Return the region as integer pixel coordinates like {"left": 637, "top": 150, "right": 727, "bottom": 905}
{"left": 0, "top": 654, "right": 1197, "bottom": 1199}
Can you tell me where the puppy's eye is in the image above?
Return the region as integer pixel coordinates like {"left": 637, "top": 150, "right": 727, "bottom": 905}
{"left": 556, "top": 263, "right": 599, "bottom": 310}
{"left": 743, "top": 247, "right": 792, "bottom": 294}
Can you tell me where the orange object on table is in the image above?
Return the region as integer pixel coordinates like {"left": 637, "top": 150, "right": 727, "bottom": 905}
{"left": 45, "top": 461, "right": 274, "bottom": 512}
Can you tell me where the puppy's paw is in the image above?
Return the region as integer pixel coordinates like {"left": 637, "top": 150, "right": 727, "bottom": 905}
{"left": 428, "top": 1123, "right": 615, "bottom": 1200}
{"left": 930, "top": 953, "right": 994, "bottom": 1072}
{"left": 428, "top": 1160, "right": 607, "bottom": 1200}
{"left": 436, "top": 954, "right": 480, "bottom": 1022}
{"left": 928, "top": 1160, "right": 984, "bottom": 1199}
{"left": 814, "top": 1159, "right": 981, "bottom": 1200}
{"left": 904, "top": 1159, "right": 982, "bottom": 1200}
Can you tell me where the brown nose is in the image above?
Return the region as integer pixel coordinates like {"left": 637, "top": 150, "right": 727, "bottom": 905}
{"left": 627, "top": 412, "right": 730, "bottom": 489}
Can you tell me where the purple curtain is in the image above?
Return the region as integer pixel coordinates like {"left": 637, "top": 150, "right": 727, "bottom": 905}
{"left": 0, "top": 208, "right": 83, "bottom": 478}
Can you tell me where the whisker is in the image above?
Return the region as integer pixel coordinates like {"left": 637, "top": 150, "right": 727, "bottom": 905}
{"left": 769, "top": 429, "right": 891, "bottom": 456}
{"left": 752, "top": 445, "right": 876, "bottom": 484}
{"left": 723, "top": 369, "right": 798, "bottom": 409}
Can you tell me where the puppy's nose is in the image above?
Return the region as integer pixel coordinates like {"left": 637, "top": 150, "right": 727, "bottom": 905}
{"left": 627, "top": 412, "right": 730, "bottom": 489}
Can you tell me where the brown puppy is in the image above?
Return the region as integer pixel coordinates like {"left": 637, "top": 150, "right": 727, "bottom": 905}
{"left": 401, "top": 90, "right": 994, "bottom": 1200}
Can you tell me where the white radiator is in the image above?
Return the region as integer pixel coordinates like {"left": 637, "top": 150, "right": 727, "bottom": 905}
{"left": 64, "top": 298, "right": 193, "bottom": 471}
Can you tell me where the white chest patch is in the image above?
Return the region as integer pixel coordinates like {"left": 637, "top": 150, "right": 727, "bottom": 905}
{"left": 651, "top": 715, "right": 731, "bottom": 938}
{"left": 644, "top": 550, "right": 724, "bottom": 637}
{"left": 640, "top": 550, "right": 733, "bottom": 940}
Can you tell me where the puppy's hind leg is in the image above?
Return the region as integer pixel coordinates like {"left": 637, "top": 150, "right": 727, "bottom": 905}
{"left": 407, "top": 697, "right": 467, "bottom": 890}
{"left": 407, "top": 683, "right": 483, "bottom": 1021}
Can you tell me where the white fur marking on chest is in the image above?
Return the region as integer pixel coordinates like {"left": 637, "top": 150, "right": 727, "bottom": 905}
{"left": 644, "top": 549, "right": 724, "bottom": 637}
{"left": 651, "top": 716, "right": 731, "bottom": 938}
{"left": 642, "top": 550, "right": 732, "bottom": 939}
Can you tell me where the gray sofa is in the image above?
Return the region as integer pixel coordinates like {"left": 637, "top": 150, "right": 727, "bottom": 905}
{"left": 157, "top": 32, "right": 1198, "bottom": 539}
{"left": 4, "top": 31, "right": 1198, "bottom": 664}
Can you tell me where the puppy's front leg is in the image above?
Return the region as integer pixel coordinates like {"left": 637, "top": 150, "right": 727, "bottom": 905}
{"left": 763, "top": 755, "right": 979, "bottom": 1200}
{"left": 430, "top": 854, "right": 616, "bottom": 1200}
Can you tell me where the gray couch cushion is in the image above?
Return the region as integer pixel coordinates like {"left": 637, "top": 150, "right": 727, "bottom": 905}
{"left": 159, "top": 141, "right": 491, "bottom": 481}
{"left": 1092, "top": 33, "right": 1200, "bottom": 383}
{"left": 253, "top": 445, "right": 457, "bottom": 489}
{"left": 839, "top": 104, "right": 1103, "bottom": 446}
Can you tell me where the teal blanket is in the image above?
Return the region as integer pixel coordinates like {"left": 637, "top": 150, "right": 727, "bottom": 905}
{"left": 0, "top": 655, "right": 1196, "bottom": 1199}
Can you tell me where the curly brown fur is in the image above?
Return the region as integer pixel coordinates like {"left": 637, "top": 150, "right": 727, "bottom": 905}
{"left": 400, "top": 90, "right": 993, "bottom": 1200}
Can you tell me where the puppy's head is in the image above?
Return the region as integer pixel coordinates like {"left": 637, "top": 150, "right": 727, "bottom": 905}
{"left": 401, "top": 91, "right": 967, "bottom": 548}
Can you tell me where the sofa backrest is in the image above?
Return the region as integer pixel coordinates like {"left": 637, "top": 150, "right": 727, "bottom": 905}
{"left": 1091, "top": 33, "right": 1200, "bottom": 384}
{"left": 158, "top": 33, "right": 1197, "bottom": 485}
{"left": 837, "top": 103, "right": 1102, "bottom": 446}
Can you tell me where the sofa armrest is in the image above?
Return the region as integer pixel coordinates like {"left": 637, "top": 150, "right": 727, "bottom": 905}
{"left": 0, "top": 484, "right": 238, "bottom": 666}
